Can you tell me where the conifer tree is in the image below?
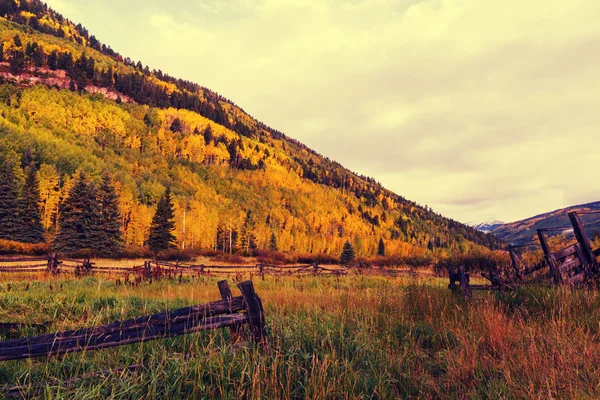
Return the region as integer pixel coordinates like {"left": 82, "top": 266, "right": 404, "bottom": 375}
{"left": 269, "top": 231, "right": 277, "bottom": 251}
{"left": 0, "top": 160, "right": 19, "bottom": 240}
{"left": 340, "top": 240, "right": 355, "bottom": 265}
{"left": 147, "top": 188, "right": 176, "bottom": 253}
{"left": 17, "top": 164, "right": 45, "bottom": 243}
{"left": 377, "top": 238, "right": 385, "bottom": 256}
{"left": 98, "top": 172, "right": 122, "bottom": 255}
{"left": 53, "top": 172, "right": 104, "bottom": 254}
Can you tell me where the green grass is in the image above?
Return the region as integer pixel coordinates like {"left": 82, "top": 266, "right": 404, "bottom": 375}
{"left": 0, "top": 274, "right": 600, "bottom": 399}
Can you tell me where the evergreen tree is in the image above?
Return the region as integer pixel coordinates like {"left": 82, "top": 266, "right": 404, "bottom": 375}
{"left": 377, "top": 238, "right": 385, "bottom": 256}
{"left": 9, "top": 50, "right": 25, "bottom": 74}
{"left": 269, "top": 231, "right": 277, "bottom": 251}
{"left": 97, "top": 172, "right": 122, "bottom": 255}
{"left": 170, "top": 117, "right": 183, "bottom": 133}
{"left": 147, "top": 188, "right": 176, "bottom": 253}
{"left": 340, "top": 240, "right": 355, "bottom": 264}
{"left": 0, "top": 160, "right": 20, "bottom": 241}
{"left": 17, "top": 164, "right": 45, "bottom": 243}
{"left": 53, "top": 172, "right": 104, "bottom": 254}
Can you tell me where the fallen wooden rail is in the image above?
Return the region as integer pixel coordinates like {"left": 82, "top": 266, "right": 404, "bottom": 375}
{"left": 0, "top": 280, "right": 265, "bottom": 361}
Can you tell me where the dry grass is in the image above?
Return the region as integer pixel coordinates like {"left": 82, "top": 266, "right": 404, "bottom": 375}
{"left": 0, "top": 273, "right": 599, "bottom": 398}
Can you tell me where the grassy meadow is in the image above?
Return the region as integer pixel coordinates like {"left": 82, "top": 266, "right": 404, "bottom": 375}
{"left": 0, "top": 271, "right": 599, "bottom": 399}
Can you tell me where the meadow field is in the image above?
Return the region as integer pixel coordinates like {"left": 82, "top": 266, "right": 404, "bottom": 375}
{"left": 0, "top": 271, "right": 599, "bottom": 399}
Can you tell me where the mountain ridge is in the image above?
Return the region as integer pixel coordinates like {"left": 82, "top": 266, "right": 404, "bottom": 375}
{"left": 491, "top": 201, "right": 600, "bottom": 246}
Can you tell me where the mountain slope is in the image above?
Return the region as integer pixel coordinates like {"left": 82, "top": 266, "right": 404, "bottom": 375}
{"left": 492, "top": 201, "right": 600, "bottom": 246}
{"left": 0, "top": 0, "right": 501, "bottom": 255}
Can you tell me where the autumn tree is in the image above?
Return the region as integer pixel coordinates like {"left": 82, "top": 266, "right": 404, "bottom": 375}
{"left": 240, "top": 211, "right": 258, "bottom": 253}
{"left": 147, "top": 188, "right": 176, "bottom": 253}
{"left": 17, "top": 164, "right": 45, "bottom": 243}
{"left": 340, "top": 240, "right": 355, "bottom": 265}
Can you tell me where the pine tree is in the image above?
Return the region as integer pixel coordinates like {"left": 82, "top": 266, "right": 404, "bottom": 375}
{"left": 53, "top": 172, "right": 104, "bottom": 254}
{"left": 97, "top": 172, "right": 122, "bottom": 255}
{"left": 0, "top": 160, "right": 20, "bottom": 241}
{"left": 269, "top": 231, "right": 277, "bottom": 251}
{"left": 147, "top": 188, "right": 176, "bottom": 253}
{"left": 17, "top": 164, "right": 45, "bottom": 243}
{"left": 340, "top": 240, "right": 355, "bottom": 264}
{"left": 377, "top": 238, "right": 385, "bottom": 256}
{"left": 9, "top": 50, "right": 25, "bottom": 74}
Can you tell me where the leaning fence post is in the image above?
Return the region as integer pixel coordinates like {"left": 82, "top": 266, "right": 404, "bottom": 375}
{"left": 568, "top": 211, "right": 596, "bottom": 268}
{"left": 508, "top": 246, "right": 523, "bottom": 281}
{"left": 237, "top": 280, "right": 266, "bottom": 343}
{"left": 218, "top": 280, "right": 245, "bottom": 344}
{"left": 537, "top": 230, "right": 561, "bottom": 283}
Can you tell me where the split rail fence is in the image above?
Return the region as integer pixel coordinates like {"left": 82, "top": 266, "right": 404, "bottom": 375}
{"left": 0, "top": 257, "right": 414, "bottom": 279}
{"left": 449, "top": 210, "right": 600, "bottom": 298}
{"left": 0, "top": 280, "right": 265, "bottom": 362}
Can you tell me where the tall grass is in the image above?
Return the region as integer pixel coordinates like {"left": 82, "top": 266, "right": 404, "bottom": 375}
{"left": 0, "top": 274, "right": 599, "bottom": 398}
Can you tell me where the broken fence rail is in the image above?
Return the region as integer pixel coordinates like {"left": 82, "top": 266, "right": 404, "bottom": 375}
{"left": 0, "top": 280, "right": 265, "bottom": 362}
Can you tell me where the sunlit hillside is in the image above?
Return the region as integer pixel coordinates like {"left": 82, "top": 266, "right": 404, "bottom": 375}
{"left": 0, "top": 0, "right": 501, "bottom": 256}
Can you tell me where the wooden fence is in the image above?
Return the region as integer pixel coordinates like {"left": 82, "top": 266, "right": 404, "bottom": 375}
{"left": 450, "top": 210, "right": 600, "bottom": 297}
{"left": 0, "top": 280, "right": 265, "bottom": 362}
{"left": 0, "top": 256, "right": 415, "bottom": 279}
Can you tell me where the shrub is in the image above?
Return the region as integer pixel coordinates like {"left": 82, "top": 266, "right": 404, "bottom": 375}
{"left": 256, "top": 250, "right": 297, "bottom": 265}
{"left": 211, "top": 253, "right": 248, "bottom": 264}
{"left": 0, "top": 239, "right": 49, "bottom": 255}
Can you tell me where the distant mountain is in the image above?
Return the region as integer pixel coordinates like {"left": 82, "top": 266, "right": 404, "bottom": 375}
{"left": 471, "top": 219, "right": 505, "bottom": 234}
{"left": 492, "top": 201, "right": 600, "bottom": 246}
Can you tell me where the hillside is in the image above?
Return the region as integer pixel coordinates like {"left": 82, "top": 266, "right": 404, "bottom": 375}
{"left": 492, "top": 201, "right": 600, "bottom": 246}
{"left": 0, "top": 0, "right": 501, "bottom": 256}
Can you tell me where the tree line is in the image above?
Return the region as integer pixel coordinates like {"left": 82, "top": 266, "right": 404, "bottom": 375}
{"left": 0, "top": 153, "right": 177, "bottom": 255}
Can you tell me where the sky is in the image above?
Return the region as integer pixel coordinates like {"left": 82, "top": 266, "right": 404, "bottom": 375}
{"left": 44, "top": 0, "right": 600, "bottom": 225}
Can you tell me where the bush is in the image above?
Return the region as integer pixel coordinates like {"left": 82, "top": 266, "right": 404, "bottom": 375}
{"left": 155, "top": 248, "right": 199, "bottom": 262}
{"left": 256, "top": 250, "right": 297, "bottom": 266}
{"left": 114, "top": 245, "right": 153, "bottom": 259}
{"left": 296, "top": 253, "right": 339, "bottom": 265}
{"left": 211, "top": 253, "right": 248, "bottom": 264}
{"left": 0, "top": 239, "right": 49, "bottom": 255}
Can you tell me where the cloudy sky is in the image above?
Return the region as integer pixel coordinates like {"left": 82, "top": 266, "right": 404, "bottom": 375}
{"left": 45, "top": 0, "right": 600, "bottom": 224}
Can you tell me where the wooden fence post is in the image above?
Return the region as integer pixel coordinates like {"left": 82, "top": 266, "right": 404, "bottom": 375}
{"left": 218, "top": 280, "right": 245, "bottom": 344}
{"left": 537, "top": 230, "right": 560, "bottom": 283}
{"left": 237, "top": 280, "right": 266, "bottom": 343}
{"left": 508, "top": 246, "right": 522, "bottom": 281}
{"left": 458, "top": 265, "right": 471, "bottom": 299}
{"left": 568, "top": 211, "right": 596, "bottom": 267}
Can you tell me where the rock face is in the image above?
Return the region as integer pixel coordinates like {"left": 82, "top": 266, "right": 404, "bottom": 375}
{"left": 0, "top": 63, "right": 134, "bottom": 104}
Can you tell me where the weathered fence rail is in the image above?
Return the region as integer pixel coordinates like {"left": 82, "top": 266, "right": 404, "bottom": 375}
{"left": 450, "top": 210, "right": 600, "bottom": 297}
{"left": 0, "top": 257, "right": 372, "bottom": 278}
{"left": 0, "top": 280, "right": 264, "bottom": 362}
